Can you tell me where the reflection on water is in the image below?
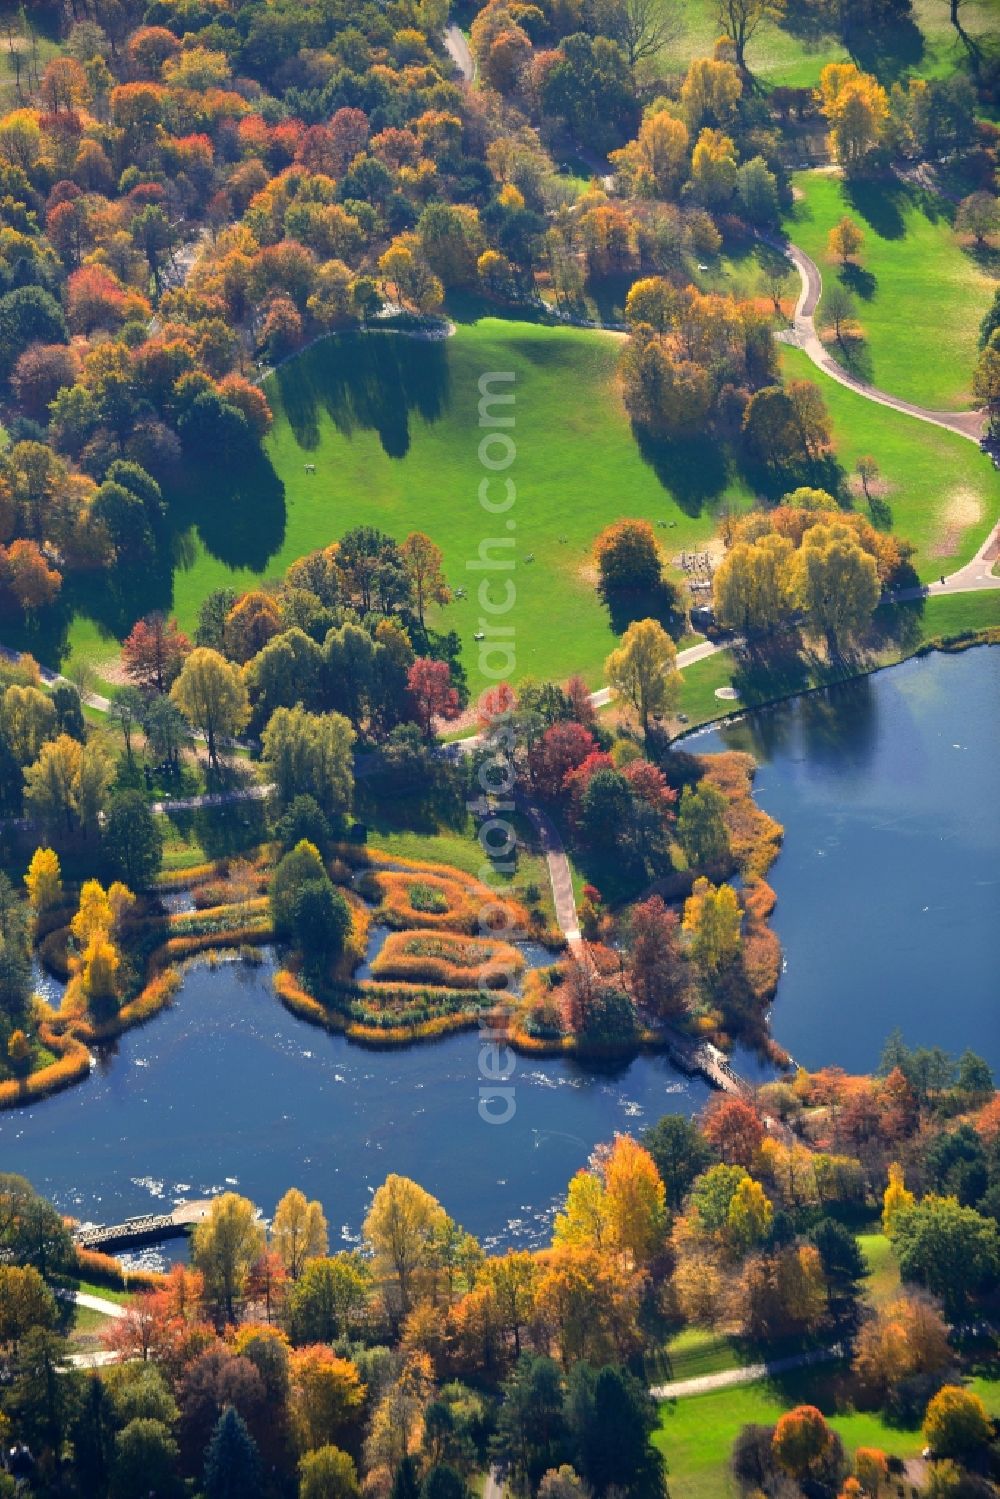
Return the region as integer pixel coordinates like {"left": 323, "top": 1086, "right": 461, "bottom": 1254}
{"left": 696, "top": 648, "right": 999, "bottom": 1074}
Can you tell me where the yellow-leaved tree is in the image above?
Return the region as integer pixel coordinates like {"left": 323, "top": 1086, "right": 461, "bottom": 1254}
{"left": 24, "top": 847, "right": 62, "bottom": 920}
{"left": 683, "top": 877, "right": 742, "bottom": 976}
{"left": 882, "top": 1161, "right": 915, "bottom": 1234}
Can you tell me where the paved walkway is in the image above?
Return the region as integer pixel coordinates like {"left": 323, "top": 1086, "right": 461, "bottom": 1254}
{"left": 773, "top": 235, "right": 987, "bottom": 443}
{"left": 60, "top": 1289, "right": 127, "bottom": 1319}
{"left": 650, "top": 1344, "right": 842, "bottom": 1401}
{"left": 520, "top": 800, "right": 583, "bottom": 949}
{"left": 444, "top": 25, "right": 474, "bottom": 81}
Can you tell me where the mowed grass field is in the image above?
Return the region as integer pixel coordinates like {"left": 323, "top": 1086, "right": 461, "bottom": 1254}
{"left": 61, "top": 312, "right": 998, "bottom": 686}
{"left": 254, "top": 319, "right": 754, "bottom": 693}
{"left": 650, "top": 0, "right": 999, "bottom": 89}
{"left": 779, "top": 345, "right": 998, "bottom": 575}
{"left": 654, "top": 1372, "right": 1000, "bottom": 1499}
{"left": 788, "top": 172, "right": 998, "bottom": 410}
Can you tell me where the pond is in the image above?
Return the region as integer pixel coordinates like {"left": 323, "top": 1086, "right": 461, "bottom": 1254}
{"left": 694, "top": 646, "right": 999, "bottom": 1076}
{"left": 0, "top": 952, "right": 712, "bottom": 1250}
{"left": 2, "top": 647, "right": 995, "bottom": 1248}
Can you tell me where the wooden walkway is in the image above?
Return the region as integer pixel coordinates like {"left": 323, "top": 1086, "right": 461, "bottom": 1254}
{"left": 74, "top": 1200, "right": 214, "bottom": 1252}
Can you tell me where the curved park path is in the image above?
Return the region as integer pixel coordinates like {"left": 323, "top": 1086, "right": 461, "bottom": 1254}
{"left": 774, "top": 235, "right": 988, "bottom": 443}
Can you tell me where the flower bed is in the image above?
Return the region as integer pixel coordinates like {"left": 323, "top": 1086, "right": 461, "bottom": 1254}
{"left": 369, "top": 930, "right": 525, "bottom": 989}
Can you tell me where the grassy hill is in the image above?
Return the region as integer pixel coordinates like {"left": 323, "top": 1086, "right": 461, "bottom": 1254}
{"left": 787, "top": 172, "right": 998, "bottom": 410}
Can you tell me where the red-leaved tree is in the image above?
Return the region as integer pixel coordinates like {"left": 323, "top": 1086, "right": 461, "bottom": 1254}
{"left": 407, "top": 657, "right": 459, "bottom": 739}
{"left": 122, "top": 613, "right": 192, "bottom": 693}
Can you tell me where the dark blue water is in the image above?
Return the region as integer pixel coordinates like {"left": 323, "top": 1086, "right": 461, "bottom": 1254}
{"left": 0, "top": 953, "right": 709, "bottom": 1247}
{"left": 2, "top": 648, "right": 995, "bottom": 1244}
{"left": 693, "top": 647, "right": 999, "bottom": 1076}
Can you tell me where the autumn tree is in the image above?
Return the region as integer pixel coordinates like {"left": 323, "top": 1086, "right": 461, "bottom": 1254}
{"left": 772, "top": 1405, "right": 843, "bottom": 1489}
{"left": 794, "top": 522, "right": 880, "bottom": 651}
{"left": 400, "top": 532, "right": 449, "bottom": 630}
{"left": 818, "top": 63, "right": 889, "bottom": 170}
{"left": 713, "top": 534, "right": 795, "bottom": 637}
{"left": 702, "top": 1096, "right": 764, "bottom": 1168}
{"left": 299, "top": 1446, "right": 361, "bottom": 1499}
{"left": 594, "top": 520, "right": 663, "bottom": 595}
{"left": 122, "top": 615, "right": 192, "bottom": 695}
{"left": 716, "top": 0, "right": 785, "bottom": 69}
{"left": 192, "top": 1193, "right": 266, "bottom": 1324}
{"left": 683, "top": 877, "right": 741, "bottom": 976}
{"left": 923, "top": 1385, "right": 992, "bottom": 1460}
{"left": 852, "top": 1293, "right": 951, "bottom": 1401}
{"left": 272, "top": 1189, "right": 328, "bottom": 1281}
{"left": 23, "top": 847, "right": 61, "bottom": 921}
{"left": 364, "top": 1175, "right": 448, "bottom": 1315}
{"left": 827, "top": 216, "right": 865, "bottom": 262}
{"left": 23, "top": 733, "right": 115, "bottom": 839}
{"left": 605, "top": 618, "right": 681, "bottom": 736}
{"left": 170, "top": 648, "right": 250, "bottom": 769}
{"left": 261, "top": 706, "right": 355, "bottom": 819}
{"left": 627, "top": 896, "right": 687, "bottom": 1018}
{"left": 0, "top": 541, "right": 61, "bottom": 613}
{"left": 289, "top": 1345, "right": 365, "bottom": 1453}
{"left": 407, "top": 658, "right": 460, "bottom": 740}
{"left": 882, "top": 1162, "right": 915, "bottom": 1233}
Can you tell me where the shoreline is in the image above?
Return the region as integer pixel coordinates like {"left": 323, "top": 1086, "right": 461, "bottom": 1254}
{"left": 4, "top": 627, "right": 995, "bottom": 1113}
{"left": 670, "top": 609, "right": 1000, "bottom": 748}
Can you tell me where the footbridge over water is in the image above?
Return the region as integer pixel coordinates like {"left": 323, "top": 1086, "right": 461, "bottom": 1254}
{"left": 74, "top": 1200, "right": 214, "bottom": 1253}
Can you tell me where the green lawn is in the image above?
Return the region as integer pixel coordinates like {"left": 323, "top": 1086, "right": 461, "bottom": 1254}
{"left": 651, "top": 0, "right": 997, "bottom": 89}
{"left": 788, "top": 172, "right": 997, "bottom": 411}
{"left": 646, "top": 1327, "right": 746, "bottom": 1386}
{"left": 123, "top": 319, "right": 752, "bottom": 697}
{"left": 779, "top": 345, "right": 998, "bottom": 576}
{"left": 675, "top": 590, "right": 1000, "bottom": 734}
{"left": 859, "top": 1232, "right": 902, "bottom": 1308}
{"left": 654, "top": 1372, "right": 1000, "bottom": 1499}
{"left": 59, "top": 304, "right": 997, "bottom": 690}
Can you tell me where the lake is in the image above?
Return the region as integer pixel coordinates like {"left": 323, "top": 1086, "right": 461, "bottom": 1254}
{"left": 694, "top": 646, "right": 999, "bottom": 1076}
{"left": 0, "top": 952, "right": 712, "bottom": 1249}
{"left": 1, "top": 647, "right": 995, "bottom": 1247}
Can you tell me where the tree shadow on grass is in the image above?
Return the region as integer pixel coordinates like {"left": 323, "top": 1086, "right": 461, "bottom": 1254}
{"left": 841, "top": 263, "right": 877, "bottom": 301}
{"left": 601, "top": 579, "right": 686, "bottom": 637}
{"left": 852, "top": 13, "right": 925, "bottom": 82}
{"left": 962, "top": 241, "right": 1000, "bottom": 276}
{"left": 168, "top": 448, "right": 287, "bottom": 573}
{"left": 64, "top": 548, "right": 175, "bottom": 644}
{"left": 829, "top": 330, "right": 874, "bottom": 386}
{"left": 736, "top": 451, "right": 846, "bottom": 505}
{"left": 167, "top": 800, "right": 271, "bottom": 861}
{"left": 842, "top": 176, "right": 909, "bottom": 241}
{"left": 271, "top": 331, "right": 451, "bottom": 459}
{"left": 634, "top": 428, "right": 732, "bottom": 517}
{"left": 731, "top": 636, "right": 814, "bottom": 716}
